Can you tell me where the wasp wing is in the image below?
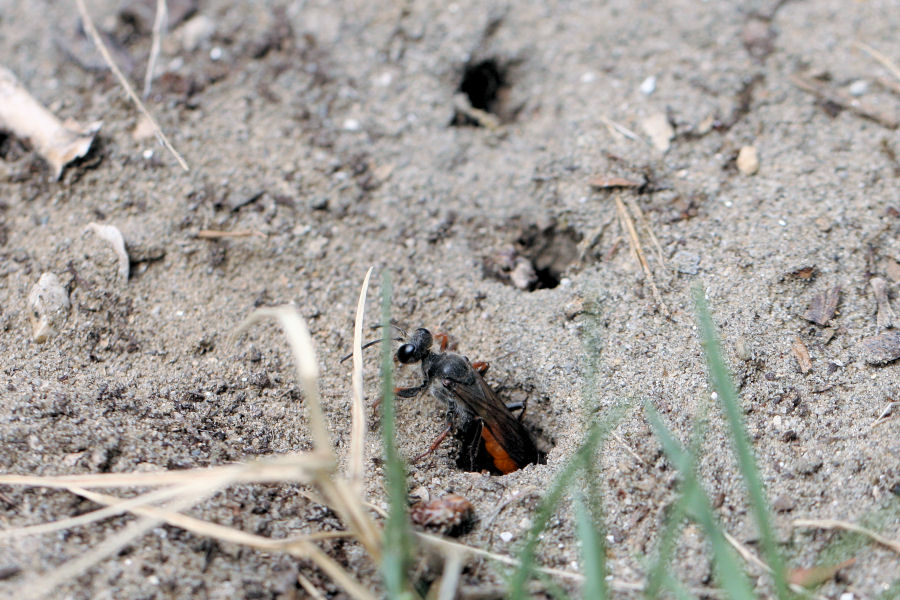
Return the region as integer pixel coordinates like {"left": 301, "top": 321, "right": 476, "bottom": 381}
{"left": 444, "top": 371, "right": 540, "bottom": 472}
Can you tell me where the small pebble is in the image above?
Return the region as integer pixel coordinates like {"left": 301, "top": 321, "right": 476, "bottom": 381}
{"left": 510, "top": 258, "right": 538, "bottom": 290}
{"left": 27, "top": 272, "right": 71, "bottom": 343}
{"left": 737, "top": 145, "right": 759, "bottom": 175}
{"left": 848, "top": 80, "right": 868, "bottom": 97}
{"left": 641, "top": 113, "right": 674, "bottom": 152}
{"left": 673, "top": 250, "right": 701, "bottom": 275}
{"left": 499, "top": 531, "right": 514, "bottom": 543}
{"left": 639, "top": 75, "right": 657, "bottom": 95}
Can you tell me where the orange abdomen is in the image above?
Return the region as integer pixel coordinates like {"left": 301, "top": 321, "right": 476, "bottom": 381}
{"left": 480, "top": 426, "right": 519, "bottom": 474}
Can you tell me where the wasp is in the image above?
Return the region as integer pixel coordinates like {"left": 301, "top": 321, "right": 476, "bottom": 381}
{"left": 394, "top": 328, "right": 543, "bottom": 475}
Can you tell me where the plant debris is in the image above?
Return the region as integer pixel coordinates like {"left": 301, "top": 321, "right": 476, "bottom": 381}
{"left": 858, "top": 331, "right": 900, "bottom": 365}
{"left": 86, "top": 223, "right": 130, "bottom": 281}
{"left": 791, "top": 338, "right": 812, "bottom": 374}
{"left": 0, "top": 65, "right": 101, "bottom": 180}
{"left": 803, "top": 286, "right": 841, "bottom": 326}
{"left": 409, "top": 494, "right": 475, "bottom": 536}
{"left": 791, "top": 74, "right": 898, "bottom": 129}
{"left": 870, "top": 277, "right": 895, "bottom": 329}
{"left": 588, "top": 175, "right": 642, "bottom": 189}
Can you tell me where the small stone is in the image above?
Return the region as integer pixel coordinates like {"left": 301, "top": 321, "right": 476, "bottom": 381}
{"left": 27, "top": 273, "right": 71, "bottom": 343}
{"left": 672, "top": 250, "right": 700, "bottom": 275}
{"left": 510, "top": 258, "right": 538, "bottom": 290}
{"left": 499, "top": 531, "right": 514, "bottom": 543}
{"left": 641, "top": 113, "right": 674, "bottom": 152}
{"left": 796, "top": 458, "right": 823, "bottom": 476}
{"left": 177, "top": 14, "right": 216, "bottom": 52}
{"left": 772, "top": 494, "right": 796, "bottom": 512}
{"left": 848, "top": 80, "right": 868, "bottom": 97}
{"left": 737, "top": 145, "right": 759, "bottom": 175}
{"left": 639, "top": 75, "right": 657, "bottom": 95}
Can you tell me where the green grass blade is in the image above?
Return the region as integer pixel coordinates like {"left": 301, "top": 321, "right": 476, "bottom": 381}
{"left": 379, "top": 274, "right": 413, "bottom": 599}
{"left": 574, "top": 490, "right": 606, "bottom": 599}
{"left": 646, "top": 403, "right": 756, "bottom": 600}
{"left": 645, "top": 481, "right": 689, "bottom": 598}
{"left": 510, "top": 402, "right": 626, "bottom": 599}
{"left": 692, "top": 286, "right": 790, "bottom": 598}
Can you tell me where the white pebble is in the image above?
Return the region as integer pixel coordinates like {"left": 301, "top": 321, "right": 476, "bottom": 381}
{"left": 27, "top": 272, "right": 71, "bottom": 343}
{"left": 639, "top": 75, "right": 657, "bottom": 95}
{"left": 343, "top": 118, "right": 361, "bottom": 131}
{"left": 848, "top": 80, "right": 868, "bottom": 97}
{"left": 499, "top": 531, "right": 513, "bottom": 543}
{"left": 210, "top": 46, "right": 223, "bottom": 61}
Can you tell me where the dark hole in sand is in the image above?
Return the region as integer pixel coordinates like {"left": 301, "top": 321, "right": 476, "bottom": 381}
{"left": 517, "top": 223, "right": 582, "bottom": 290}
{"left": 451, "top": 59, "right": 507, "bottom": 127}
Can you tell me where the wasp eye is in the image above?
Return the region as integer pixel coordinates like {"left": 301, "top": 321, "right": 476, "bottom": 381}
{"left": 396, "top": 343, "right": 417, "bottom": 364}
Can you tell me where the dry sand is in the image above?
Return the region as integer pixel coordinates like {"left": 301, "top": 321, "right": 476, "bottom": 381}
{"left": 1, "top": 0, "right": 899, "bottom": 598}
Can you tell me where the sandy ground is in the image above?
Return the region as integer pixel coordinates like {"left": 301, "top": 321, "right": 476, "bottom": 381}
{"left": 2, "top": 0, "right": 900, "bottom": 598}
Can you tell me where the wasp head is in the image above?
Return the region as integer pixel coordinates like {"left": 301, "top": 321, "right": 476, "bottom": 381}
{"left": 396, "top": 328, "right": 433, "bottom": 364}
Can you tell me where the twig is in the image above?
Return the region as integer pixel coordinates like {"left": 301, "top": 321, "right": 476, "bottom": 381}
{"left": 74, "top": 0, "right": 190, "bottom": 170}
{"left": 143, "top": 0, "right": 167, "bottom": 97}
{"left": 793, "top": 518, "right": 900, "bottom": 554}
{"left": 599, "top": 115, "right": 644, "bottom": 143}
{"left": 854, "top": 41, "right": 900, "bottom": 82}
{"left": 611, "top": 432, "right": 646, "bottom": 465}
{"left": 871, "top": 402, "right": 896, "bottom": 427}
{"left": 790, "top": 74, "right": 898, "bottom": 129}
{"left": 626, "top": 195, "right": 667, "bottom": 273}
{"left": 615, "top": 195, "right": 669, "bottom": 315}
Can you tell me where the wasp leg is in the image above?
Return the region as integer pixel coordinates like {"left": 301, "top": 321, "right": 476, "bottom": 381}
{"left": 434, "top": 332, "right": 450, "bottom": 352}
{"left": 505, "top": 401, "right": 527, "bottom": 421}
{"left": 413, "top": 425, "right": 452, "bottom": 463}
{"left": 471, "top": 360, "right": 490, "bottom": 376}
{"left": 395, "top": 385, "right": 426, "bottom": 398}
{"left": 371, "top": 385, "right": 424, "bottom": 412}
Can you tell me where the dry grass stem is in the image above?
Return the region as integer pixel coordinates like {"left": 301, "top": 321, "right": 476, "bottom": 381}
{"left": 74, "top": 0, "right": 189, "bottom": 170}
{"left": 349, "top": 267, "right": 374, "bottom": 495}
{"left": 143, "top": 0, "right": 167, "bottom": 97}
{"left": 237, "top": 307, "right": 329, "bottom": 451}
{"left": 237, "top": 305, "right": 383, "bottom": 562}
{"left": 627, "top": 196, "right": 667, "bottom": 272}
{"left": 70, "top": 487, "right": 375, "bottom": 600}
{"left": 19, "top": 483, "right": 221, "bottom": 600}
{"left": 194, "top": 229, "right": 266, "bottom": 239}
{"left": 599, "top": 115, "right": 642, "bottom": 143}
{"left": 854, "top": 41, "right": 900, "bottom": 82}
{"left": 298, "top": 572, "right": 329, "bottom": 600}
{"left": 0, "top": 452, "right": 332, "bottom": 489}
{"left": 611, "top": 432, "right": 646, "bottom": 464}
{"left": 615, "top": 195, "right": 669, "bottom": 314}
{"left": 793, "top": 518, "right": 900, "bottom": 554}
{"left": 436, "top": 549, "right": 464, "bottom": 600}
{"left": 0, "top": 482, "right": 200, "bottom": 539}
{"left": 790, "top": 74, "right": 898, "bottom": 129}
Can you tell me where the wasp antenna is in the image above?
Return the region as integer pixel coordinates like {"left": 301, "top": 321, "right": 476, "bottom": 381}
{"left": 339, "top": 336, "right": 403, "bottom": 363}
